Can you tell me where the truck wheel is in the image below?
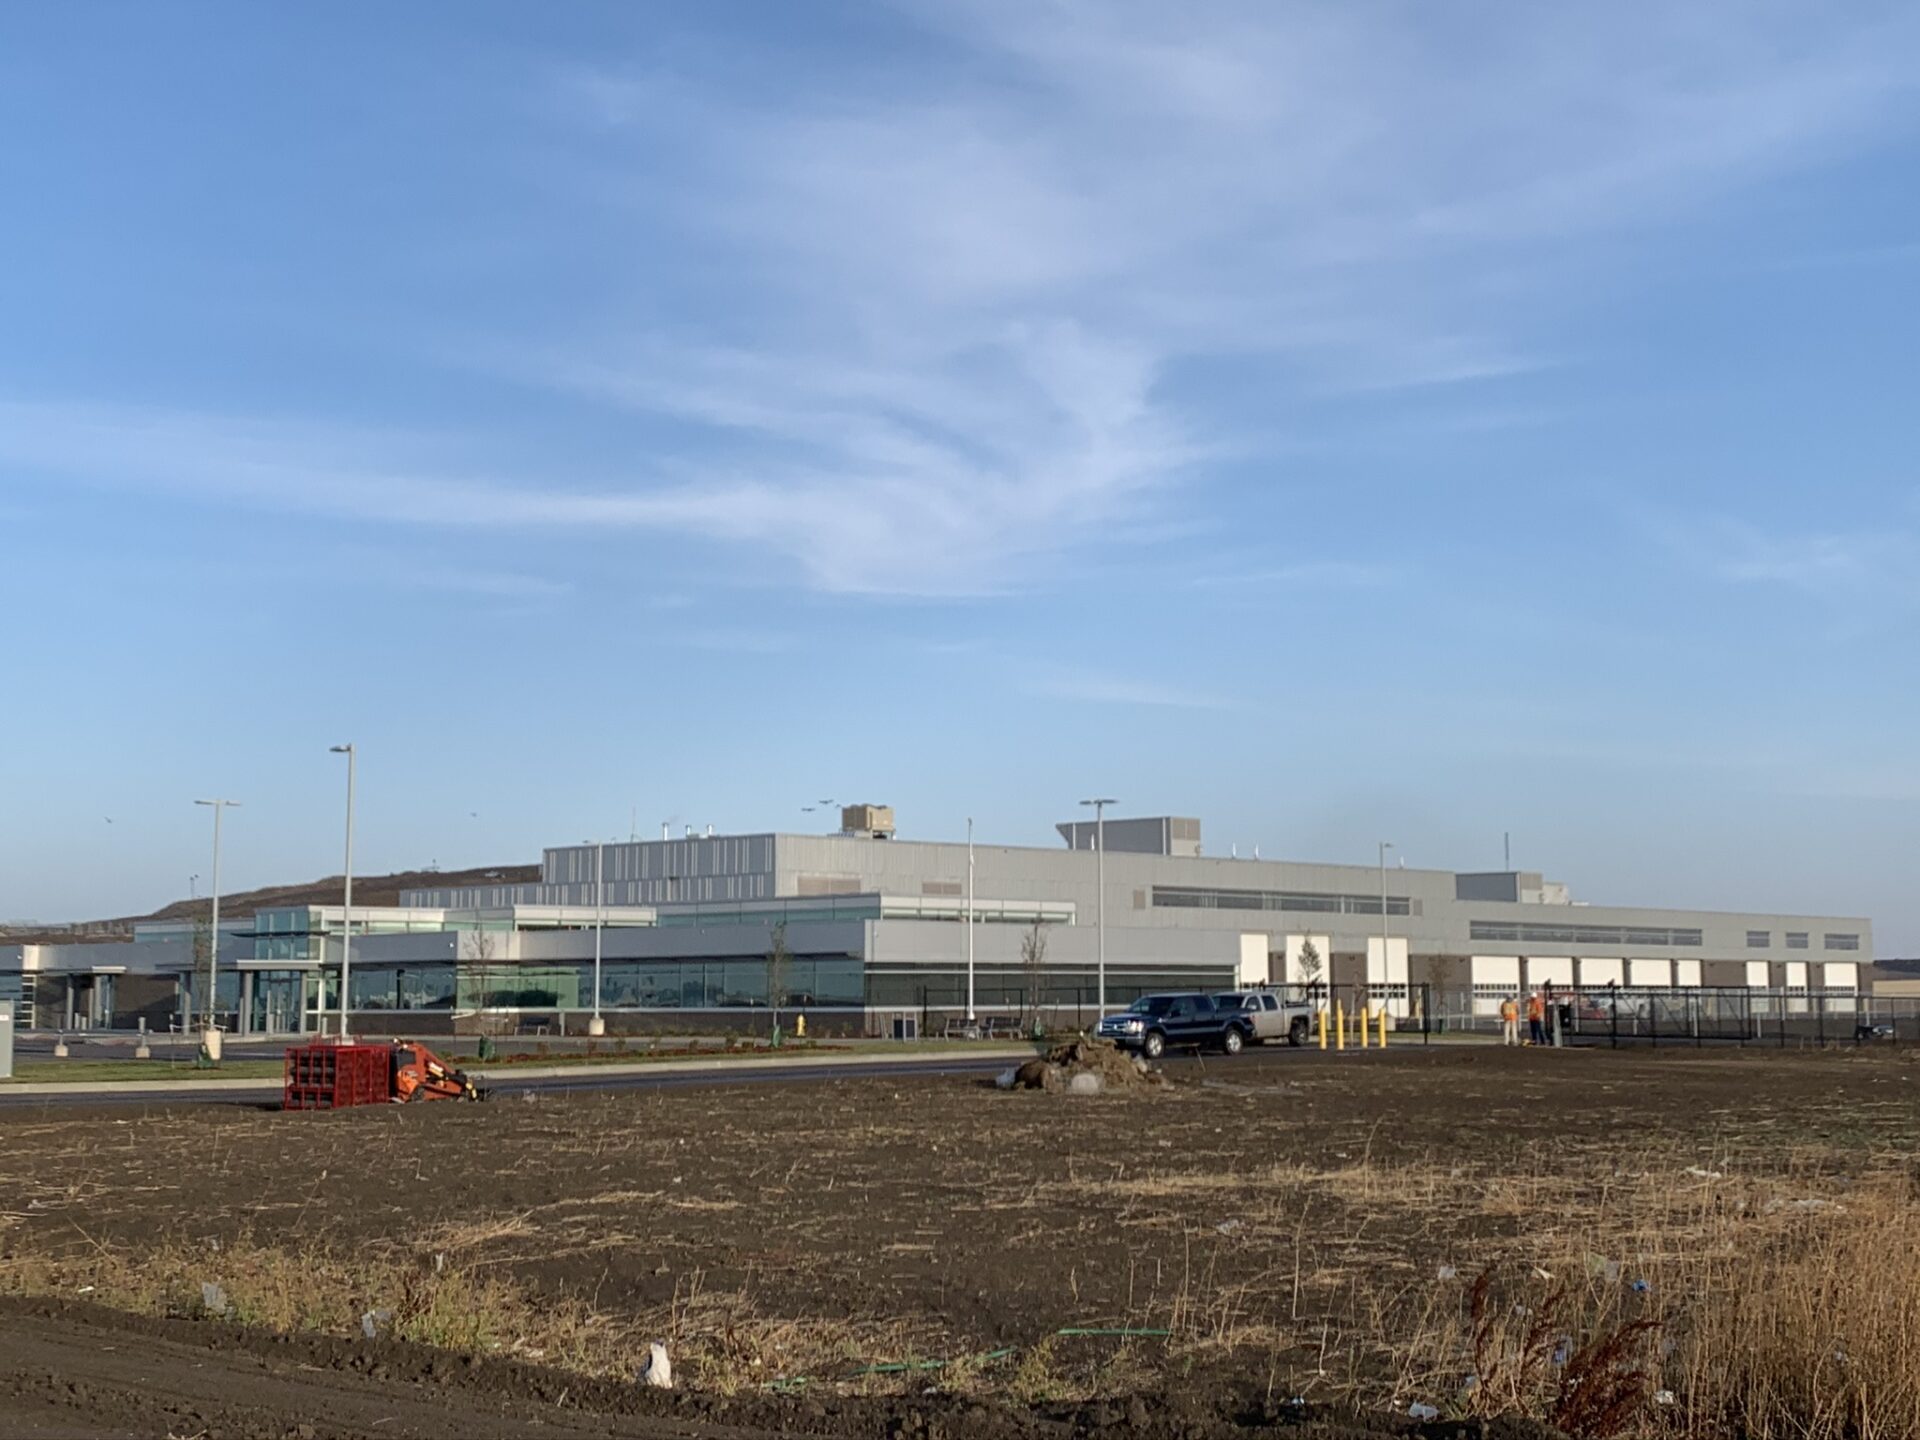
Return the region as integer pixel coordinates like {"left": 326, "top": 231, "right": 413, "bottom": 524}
{"left": 1222, "top": 1027, "right": 1244, "bottom": 1056}
{"left": 1143, "top": 1030, "right": 1166, "bottom": 1060}
{"left": 1288, "top": 1016, "right": 1309, "bottom": 1047}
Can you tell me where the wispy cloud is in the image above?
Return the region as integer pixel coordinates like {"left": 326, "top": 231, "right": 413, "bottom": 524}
{"left": 1654, "top": 511, "right": 1920, "bottom": 603}
{"left": 473, "top": 3, "right": 1920, "bottom": 588}
{"left": 1029, "top": 670, "right": 1231, "bottom": 711}
{"left": 377, "top": 566, "right": 572, "bottom": 603}
{"left": 1196, "top": 560, "right": 1400, "bottom": 591}
{"left": 7, "top": 5, "right": 1919, "bottom": 597}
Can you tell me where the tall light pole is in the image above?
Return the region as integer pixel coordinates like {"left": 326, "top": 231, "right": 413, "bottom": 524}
{"left": 194, "top": 798, "right": 240, "bottom": 1058}
{"left": 1378, "top": 841, "right": 1395, "bottom": 1016}
{"left": 330, "top": 745, "right": 356, "bottom": 1041}
{"left": 586, "top": 838, "right": 606, "bottom": 1036}
{"left": 965, "top": 818, "right": 975, "bottom": 1022}
{"left": 1081, "top": 798, "right": 1116, "bottom": 1014}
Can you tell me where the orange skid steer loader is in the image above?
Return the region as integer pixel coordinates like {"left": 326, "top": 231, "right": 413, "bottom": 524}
{"left": 391, "top": 1041, "right": 486, "bottom": 1103}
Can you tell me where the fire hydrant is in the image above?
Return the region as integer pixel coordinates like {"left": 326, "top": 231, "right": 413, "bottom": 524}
{"left": 795, "top": 1013, "right": 807, "bottom": 1039}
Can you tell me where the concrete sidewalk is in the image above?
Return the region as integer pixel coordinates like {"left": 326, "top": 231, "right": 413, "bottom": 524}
{"left": 0, "top": 1045, "right": 1043, "bottom": 1098}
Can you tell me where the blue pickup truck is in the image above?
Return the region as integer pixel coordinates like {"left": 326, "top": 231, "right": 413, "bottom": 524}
{"left": 1095, "top": 992, "right": 1251, "bottom": 1059}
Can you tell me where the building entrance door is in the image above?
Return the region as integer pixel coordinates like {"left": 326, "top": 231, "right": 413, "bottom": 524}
{"left": 248, "top": 973, "right": 305, "bottom": 1035}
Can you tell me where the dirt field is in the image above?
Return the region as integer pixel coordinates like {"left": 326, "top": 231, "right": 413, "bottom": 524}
{"left": 1, "top": 1045, "right": 1916, "bottom": 1438}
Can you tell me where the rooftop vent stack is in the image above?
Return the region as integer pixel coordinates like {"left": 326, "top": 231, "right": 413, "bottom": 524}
{"left": 685, "top": 825, "right": 695, "bottom": 839}
{"left": 705, "top": 824, "right": 715, "bottom": 838}
{"left": 661, "top": 822, "right": 670, "bottom": 841}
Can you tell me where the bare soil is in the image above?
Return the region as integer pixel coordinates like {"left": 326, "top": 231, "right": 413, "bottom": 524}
{"left": 1, "top": 1044, "right": 1914, "bottom": 1438}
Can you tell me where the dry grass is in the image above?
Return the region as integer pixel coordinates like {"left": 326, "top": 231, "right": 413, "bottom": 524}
{"left": 0, "top": 1235, "right": 897, "bottom": 1392}
{"left": 1666, "top": 1177, "right": 1920, "bottom": 1439}
{"left": 1302, "top": 1165, "right": 1920, "bottom": 1439}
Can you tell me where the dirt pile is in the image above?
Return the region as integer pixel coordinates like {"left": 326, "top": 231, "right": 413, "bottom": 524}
{"left": 1001, "top": 1037, "right": 1165, "bottom": 1093}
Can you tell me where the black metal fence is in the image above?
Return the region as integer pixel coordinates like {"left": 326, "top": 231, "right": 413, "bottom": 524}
{"left": 1424, "top": 986, "right": 1919, "bottom": 1047}
{"left": 869, "top": 983, "right": 1920, "bottom": 1049}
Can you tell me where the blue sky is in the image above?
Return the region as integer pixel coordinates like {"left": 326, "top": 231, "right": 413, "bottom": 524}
{"left": 2, "top": 3, "right": 1917, "bottom": 949}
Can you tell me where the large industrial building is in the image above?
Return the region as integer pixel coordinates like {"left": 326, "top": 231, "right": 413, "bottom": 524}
{"left": 1, "top": 807, "right": 1873, "bottom": 1035}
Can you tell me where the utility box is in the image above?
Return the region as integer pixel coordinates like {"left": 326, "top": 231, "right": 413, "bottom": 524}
{"left": 0, "top": 1001, "right": 13, "bottom": 1081}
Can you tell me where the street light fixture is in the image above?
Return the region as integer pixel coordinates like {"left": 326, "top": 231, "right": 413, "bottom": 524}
{"left": 585, "top": 838, "right": 608, "bottom": 1036}
{"left": 329, "top": 745, "right": 356, "bottom": 1041}
{"left": 193, "top": 798, "right": 240, "bottom": 1059}
{"left": 1080, "top": 798, "right": 1116, "bottom": 1014}
{"left": 1378, "top": 841, "right": 1395, "bottom": 1018}
{"left": 965, "top": 818, "right": 975, "bottom": 1022}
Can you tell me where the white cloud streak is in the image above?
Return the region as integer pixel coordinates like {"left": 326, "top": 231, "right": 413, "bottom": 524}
{"left": 1657, "top": 512, "right": 1920, "bottom": 604}
{"left": 5, "top": 4, "right": 1918, "bottom": 596}
{"left": 1029, "top": 670, "right": 1232, "bottom": 711}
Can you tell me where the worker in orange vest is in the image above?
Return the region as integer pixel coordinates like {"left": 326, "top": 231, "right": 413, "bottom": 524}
{"left": 1499, "top": 995, "right": 1520, "bottom": 1047}
{"left": 1526, "top": 991, "right": 1547, "bottom": 1046}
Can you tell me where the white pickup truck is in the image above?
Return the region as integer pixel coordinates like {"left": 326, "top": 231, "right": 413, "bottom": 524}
{"left": 1212, "top": 989, "right": 1315, "bottom": 1046}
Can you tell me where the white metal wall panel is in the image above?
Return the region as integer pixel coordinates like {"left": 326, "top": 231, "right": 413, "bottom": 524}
{"left": 1579, "top": 957, "right": 1624, "bottom": 988}
{"left": 1785, "top": 960, "right": 1810, "bottom": 1013}
{"left": 1628, "top": 959, "right": 1672, "bottom": 988}
{"left": 1237, "top": 934, "right": 1269, "bottom": 987}
{"left": 1526, "top": 956, "right": 1574, "bottom": 988}
{"left": 1674, "top": 960, "right": 1702, "bottom": 987}
{"left": 1470, "top": 955, "right": 1520, "bottom": 1015}
{"left": 1365, "top": 937, "right": 1410, "bottom": 985}
{"left": 1745, "top": 961, "right": 1770, "bottom": 988}
{"left": 1365, "top": 937, "right": 1410, "bottom": 1015}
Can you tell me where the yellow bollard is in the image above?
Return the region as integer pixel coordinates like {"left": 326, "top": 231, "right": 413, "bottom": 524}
{"left": 1334, "top": 1000, "right": 1346, "bottom": 1051}
{"left": 1377, "top": 1005, "right": 1388, "bottom": 1048}
{"left": 1317, "top": 1006, "right": 1327, "bottom": 1050}
{"left": 795, "top": 1013, "right": 806, "bottom": 1039}
{"left": 1359, "top": 1003, "right": 1371, "bottom": 1048}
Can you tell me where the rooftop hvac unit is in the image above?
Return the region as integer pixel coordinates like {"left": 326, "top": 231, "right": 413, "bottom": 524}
{"left": 840, "top": 803, "right": 896, "bottom": 839}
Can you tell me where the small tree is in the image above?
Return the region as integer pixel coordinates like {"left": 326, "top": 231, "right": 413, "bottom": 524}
{"left": 190, "top": 906, "right": 213, "bottom": 1034}
{"left": 1020, "top": 920, "right": 1049, "bottom": 1032}
{"left": 468, "top": 926, "right": 500, "bottom": 1057}
{"left": 1295, "top": 937, "right": 1323, "bottom": 997}
{"left": 767, "top": 921, "right": 790, "bottom": 1041}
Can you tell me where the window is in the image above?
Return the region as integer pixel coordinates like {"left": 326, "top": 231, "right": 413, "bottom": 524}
{"left": 1153, "top": 885, "right": 1411, "bottom": 916}
{"left": 1746, "top": 931, "right": 1770, "bottom": 948}
{"left": 1824, "top": 933, "right": 1860, "bottom": 952}
{"left": 1469, "top": 920, "right": 1701, "bottom": 947}
{"left": 1786, "top": 932, "right": 1809, "bottom": 950}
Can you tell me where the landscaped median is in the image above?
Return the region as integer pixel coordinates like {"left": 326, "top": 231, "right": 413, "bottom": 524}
{"left": 1, "top": 1037, "right": 1046, "bottom": 1094}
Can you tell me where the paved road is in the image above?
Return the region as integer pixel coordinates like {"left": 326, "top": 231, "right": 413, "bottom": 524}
{"left": 9, "top": 1032, "right": 725, "bottom": 1061}
{"left": 0, "top": 1055, "right": 1024, "bottom": 1108}
{"left": 0, "top": 1040, "right": 1334, "bottom": 1108}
